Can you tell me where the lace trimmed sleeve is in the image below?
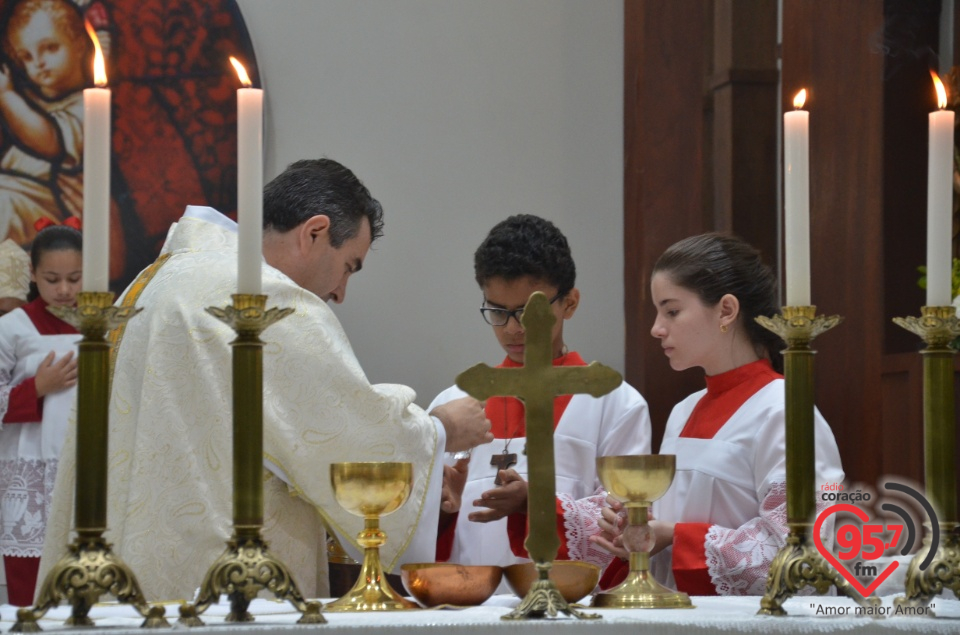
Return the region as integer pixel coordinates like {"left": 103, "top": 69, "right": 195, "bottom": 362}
{"left": 704, "top": 482, "right": 836, "bottom": 595}
{"left": 558, "top": 488, "right": 618, "bottom": 569}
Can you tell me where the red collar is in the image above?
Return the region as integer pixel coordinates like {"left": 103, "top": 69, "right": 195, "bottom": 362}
{"left": 21, "top": 297, "right": 78, "bottom": 336}
{"left": 486, "top": 351, "right": 587, "bottom": 438}
{"left": 680, "top": 359, "right": 781, "bottom": 439}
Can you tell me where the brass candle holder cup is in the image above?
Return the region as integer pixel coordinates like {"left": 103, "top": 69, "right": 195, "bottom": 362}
{"left": 325, "top": 462, "right": 418, "bottom": 611}
{"left": 591, "top": 455, "right": 693, "bottom": 609}
{"left": 400, "top": 563, "right": 502, "bottom": 607}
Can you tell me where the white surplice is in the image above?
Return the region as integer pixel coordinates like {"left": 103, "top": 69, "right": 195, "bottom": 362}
{"left": 649, "top": 378, "right": 845, "bottom": 594}
{"left": 39, "top": 207, "right": 446, "bottom": 602}
{"left": 0, "top": 310, "right": 79, "bottom": 557}
{"left": 428, "top": 382, "right": 650, "bottom": 568}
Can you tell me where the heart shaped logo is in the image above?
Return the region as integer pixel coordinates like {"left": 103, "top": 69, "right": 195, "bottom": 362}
{"left": 813, "top": 503, "right": 899, "bottom": 597}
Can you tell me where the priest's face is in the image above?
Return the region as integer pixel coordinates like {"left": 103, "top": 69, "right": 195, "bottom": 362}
{"left": 650, "top": 272, "right": 726, "bottom": 375}
{"left": 306, "top": 218, "right": 372, "bottom": 303}
{"left": 32, "top": 247, "right": 81, "bottom": 307}
{"left": 481, "top": 276, "right": 578, "bottom": 364}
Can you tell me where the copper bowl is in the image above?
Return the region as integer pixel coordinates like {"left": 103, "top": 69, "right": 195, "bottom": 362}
{"left": 400, "top": 563, "right": 503, "bottom": 607}
{"left": 503, "top": 561, "right": 601, "bottom": 603}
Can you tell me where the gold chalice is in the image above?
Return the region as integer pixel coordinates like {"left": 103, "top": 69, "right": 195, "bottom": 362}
{"left": 324, "top": 462, "right": 418, "bottom": 611}
{"left": 592, "top": 455, "right": 693, "bottom": 609}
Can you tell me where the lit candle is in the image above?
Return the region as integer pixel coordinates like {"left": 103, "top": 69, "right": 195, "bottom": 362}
{"left": 927, "top": 72, "right": 954, "bottom": 307}
{"left": 784, "top": 89, "right": 810, "bottom": 307}
{"left": 231, "top": 57, "right": 263, "bottom": 296}
{"left": 82, "top": 23, "right": 110, "bottom": 292}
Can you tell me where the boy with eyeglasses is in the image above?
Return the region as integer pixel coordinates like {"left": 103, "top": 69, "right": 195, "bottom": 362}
{"left": 427, "top": 214, "right": 651, "bottom": 573}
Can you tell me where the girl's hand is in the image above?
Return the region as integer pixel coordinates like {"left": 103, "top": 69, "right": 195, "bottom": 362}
{"left": 34, "top": 351, "right": 78, "bottom": 397}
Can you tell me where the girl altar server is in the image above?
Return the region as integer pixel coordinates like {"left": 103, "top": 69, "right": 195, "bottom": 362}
{"left": 520, "top": 233, "right": 844, "bottom": 596}
{"left": 0, "top": 222, "right": 80, "bottom": 605}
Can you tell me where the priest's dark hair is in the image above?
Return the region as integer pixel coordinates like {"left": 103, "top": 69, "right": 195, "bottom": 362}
{"left": 474, "top": 214, "right": 576, "bottom": 296}
{"left": 653, "top": 232, "right": 783, "bottom": 373}
{"left": 262, "top": 158, "right": 384, "bottom": 247}
{"left": 27, "top": 224, "right": 82, "bottom": 302}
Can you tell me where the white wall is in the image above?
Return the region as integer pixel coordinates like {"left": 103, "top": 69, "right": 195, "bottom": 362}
{"left": 235, "top": 0, "right": 625, "bottom": 407}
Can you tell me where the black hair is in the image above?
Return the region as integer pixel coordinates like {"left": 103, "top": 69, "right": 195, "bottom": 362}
{"left": 653, "top": 232, "right": 783, "bottom": 372}
{"left": 262, "top": 158, "right": 384, "bottom": 247}
{"left": 27, "top": 224, "right": 82, "bottom": 302}
{"left": 474, "top": 214, "right": 576, "bottom": 296}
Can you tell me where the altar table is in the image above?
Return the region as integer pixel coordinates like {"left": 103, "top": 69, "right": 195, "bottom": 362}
{"left": 0, "top": 594, "right": 957, "bottom": 634}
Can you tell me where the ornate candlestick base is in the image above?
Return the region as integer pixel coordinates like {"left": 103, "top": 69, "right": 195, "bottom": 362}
{"left": 502, "top": 563, "right": 600, "bottom": 620}
{"left": 894, "top": 526, "right": 960, "bottom": 613}
{"left": 11, "top": 293, "right": 166, "bottom": 631}
{"left": 753, "top": 306, "right": 873, "bottom": 615}
{"left": 177, "top": 295, "right": 323, "bottom": 626}
{"left": 892, "top": 306, "right": 960, "bottom": 610}
{"left": 177, "top": 534, "right": 324, "bottom": 625}
{"left": 12, "top": 537, "right": 168, "bottom": 632}
{"left": 757, "top": 530, "right": 880, "bottom": 616}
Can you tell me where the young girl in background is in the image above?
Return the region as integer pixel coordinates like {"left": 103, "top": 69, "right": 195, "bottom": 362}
{"left": 0, "top": 222, "right": 80, "bottom": 605}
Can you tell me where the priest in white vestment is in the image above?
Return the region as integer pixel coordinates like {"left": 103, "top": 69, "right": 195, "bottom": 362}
{"left": 39, "top": 159, "right": 491, "bottom": 602}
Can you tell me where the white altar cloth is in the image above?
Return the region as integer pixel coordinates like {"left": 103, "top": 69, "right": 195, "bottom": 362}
{"left": 0, "top": 594, "right": 957, "bottom": 634}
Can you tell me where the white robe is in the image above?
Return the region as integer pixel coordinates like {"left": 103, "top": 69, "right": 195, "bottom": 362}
{"left": 428, "top": 381, "right": 651, "bottom": 568}
{"left": 0, "top": 309, "right": 79, "bottom": 557}
{"left": 650, "top": 378, "right": 844, "bottom": 594}
{"left": 39, "top": 206, "right": 446, "bottom": 602}
{"left": 558, "top": 378, "right": 844, "bottom": 595}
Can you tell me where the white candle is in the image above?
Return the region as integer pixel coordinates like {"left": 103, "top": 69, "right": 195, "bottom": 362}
{"left": 82, "top": 25, "right": 110, "bottom": 292}
{"left": 927, "top": 73, "right": 954, "bottom": 307}
{"left": 783, "top": 89, "right": 810, "bottom": 307}
{"left": 232, "top": 57, "right": 263, "bottom": 295}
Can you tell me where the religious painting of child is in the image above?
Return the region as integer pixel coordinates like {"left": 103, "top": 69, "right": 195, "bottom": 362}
{"left": 0, "top": 0, "right": 257, "bottom": 293}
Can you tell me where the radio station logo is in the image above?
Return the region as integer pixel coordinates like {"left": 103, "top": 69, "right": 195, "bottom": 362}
{"left": 813, "top": 481, "right": 939, "bottom": 597}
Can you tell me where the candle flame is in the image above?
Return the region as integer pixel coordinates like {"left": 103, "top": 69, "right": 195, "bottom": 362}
{"left": 793, "top": 89, "right": 806, "bottom": 110}
{"left": 230, "top": 56, "right": 252, "bottom": 87}
{"left": 931, "top": 71, "right": 948, "bottom": 109}
{"left": 85, "top": 21, "right": 106, "bottom": 87}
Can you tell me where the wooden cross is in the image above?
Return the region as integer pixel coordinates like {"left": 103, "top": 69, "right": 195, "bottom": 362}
{"left": 456, "top": 292, "right": 621, "bottom": 581}
{"left": 490, "top": 450, "right": 518, "bottom": 485}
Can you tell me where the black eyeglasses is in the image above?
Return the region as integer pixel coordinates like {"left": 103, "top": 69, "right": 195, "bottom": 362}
{"left": 479, "top": 293, "right": 562, "bottom": 326}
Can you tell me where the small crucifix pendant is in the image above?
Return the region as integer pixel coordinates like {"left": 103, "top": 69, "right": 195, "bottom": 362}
{"left": 490, "top": 451, "right": 518, "bottom": 486}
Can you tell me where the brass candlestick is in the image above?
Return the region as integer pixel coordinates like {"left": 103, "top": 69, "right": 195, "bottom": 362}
{"left": 591, "top": 455, "right": 692, "bottom": 609}
{"left": 177, "top": 294, "right": 323, "bottom": 626}
{"left": 892, "top": 306, "right": 960, "bottom": 609}
{"left": 11, "top": 292, "right": 168, "bottom": 632}
{"left": 755, "top": 306, "right": 879, "bottom": 616}
{"left": 456, "top": 292, "right": 621, "bottom": 621}
{"left": 324, "top": 462, "right": 417, "bottom": 612}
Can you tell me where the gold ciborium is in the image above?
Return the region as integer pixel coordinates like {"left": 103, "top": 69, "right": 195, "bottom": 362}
{"left": 324, "top": 462, "right": 418, "bottom": 611}
{"left": 592, "top": 455, "right": 693, "bottom": 609}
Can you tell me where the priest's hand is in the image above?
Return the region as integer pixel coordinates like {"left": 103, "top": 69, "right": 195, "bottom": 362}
{"left": 34, "top": 351, "right": 78, "bottom": 397}
{"left": 430, "top": 396, "right": 494, "bottom": 452}
{"left": 440, "top": 457, "right": 470, "bottom": 514}
{"left": 468, "top": 469, "right": 527, "bottom": 522}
